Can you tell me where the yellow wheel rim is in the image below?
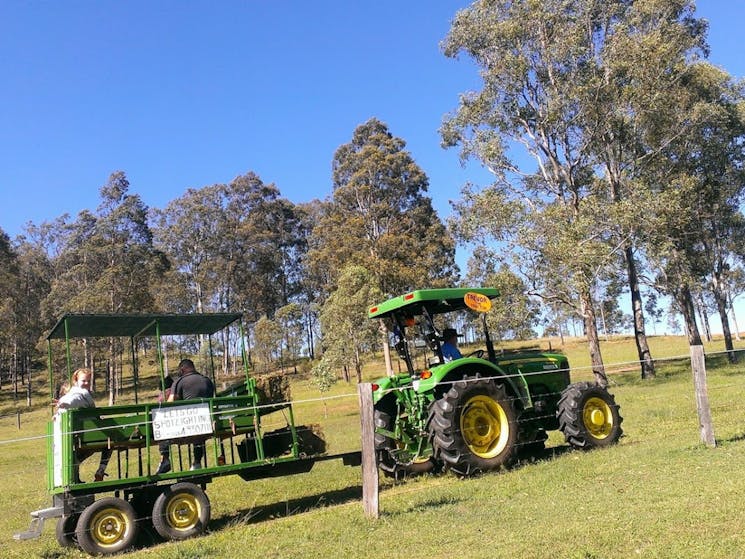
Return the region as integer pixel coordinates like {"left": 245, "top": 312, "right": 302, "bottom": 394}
{"left": 460, "top": 395, "right": 509, "bottom": 458}
{"left": 90, "top": 507, "right": 130, "bottom": 548}
{"left": 166, "top": 493, "right": 201, "bottom": 532}
{"left": 583, "top": 397, "right": 614, "bottom": 439}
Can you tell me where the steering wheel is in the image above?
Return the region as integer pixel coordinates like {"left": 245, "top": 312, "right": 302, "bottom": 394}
{"left": 466, "top": 349, "right": 485, "bottom": 359}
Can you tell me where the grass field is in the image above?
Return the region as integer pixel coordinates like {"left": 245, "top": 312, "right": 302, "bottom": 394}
{"left": 3, "top": 335, "right": 745, "bottom": 558}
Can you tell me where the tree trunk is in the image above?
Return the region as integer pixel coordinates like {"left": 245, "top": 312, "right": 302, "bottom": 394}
{"left": 580, "top": 287, "right": 607, "bottom": 388}
{"left": 380, "top": 319, "right": 394, "bottom": 377}
{"left": 695, "top": 293, "right": 712, "bottom": 342}
{"left": 728, "top": 293, "right": 741, "bottom": 341}
{"left": 623, "top": 245, "right": 655, "bottom": 379}
{"left": 677, "top": 285, "right": 703, "bottom": 346}
{"left": 108, "top": 337, "right": 116, "bottom": 406}
{"left": 712, "top": 274, "right": 736, "bottom": 363}
{"left": 355, "top": 348, "right": 363, "bottom": 383}
{"left": 713, "top": 287, "right": 736, "bottom": 363}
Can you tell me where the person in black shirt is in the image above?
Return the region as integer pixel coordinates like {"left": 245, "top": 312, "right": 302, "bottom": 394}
{"left": 168, "top": 359, "right": 215, "bottom": 402}
{"left": 155, "top": 359, "right": 215, "bottom": 473}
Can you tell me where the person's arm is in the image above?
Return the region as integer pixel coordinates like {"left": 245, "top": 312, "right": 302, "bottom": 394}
{"left": 167, "top": 378, "right": 179, "bottom": 402}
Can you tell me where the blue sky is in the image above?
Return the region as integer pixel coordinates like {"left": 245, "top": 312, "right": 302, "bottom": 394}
{"left": 0, "top": 1, "right": 742, "bottom": 246}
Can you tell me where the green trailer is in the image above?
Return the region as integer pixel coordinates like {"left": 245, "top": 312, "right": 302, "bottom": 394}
{"left": 368, "top": 288, "right": 623, "bottom": 478}
{"left": 15, "top": 313, "right": 359, "bottom": 555}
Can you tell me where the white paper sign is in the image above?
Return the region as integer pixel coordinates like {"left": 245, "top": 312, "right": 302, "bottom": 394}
{"left": 151, "top": 403, "right": 213, "bottom": 441}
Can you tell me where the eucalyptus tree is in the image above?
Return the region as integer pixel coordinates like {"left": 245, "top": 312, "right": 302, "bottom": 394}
{"left": 585, "top": 0, "right": 708, "bottom": 377}
{"left": 43, "top": 171, "right": 166, "bottom": 403}
{"left": 465, "top": 247, "right": 540, "bottom": 341}
{"left": 322, "top": 118, "right": 457, "bottom": 295}
{"left": 441, "top": 0, "right": 708, "bottom": 383}
{"left": 312, "top": 265, "right": 382, "bottom": 385}
{"left": 296, "top": 200, "right": 326, "bottom": 359}
{"left": 645, "top": 64, "right": 745, "bottom": 354}
{"left": 219, "top": 172, "right": 307, "bottom": 322}
{"left": 685, "top": 67, "right": 745, "bottom": 361}
{"left": 308, "top": 119, "right": 458, "bottom": 375}
{"left": 153, "top": 185, "right": 225, "bottom": 314}
{"left": 442, "top": 1, "right": 612, "bottom": 385}
{"left": 0, "top": 229, "right": 21, "bottom": 388}
{"left": 275, "top": 302, "right": 305, "bottom": 372}
{"left": 253, "top": 315, "right": 283, "bottom": 374}
{"left": 11, "top": 229, "right": 54, "bottom": 387}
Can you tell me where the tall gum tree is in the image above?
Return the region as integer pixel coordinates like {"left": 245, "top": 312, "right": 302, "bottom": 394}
{"left": 153, "top": 185, "right": 225, "bottom": 314}
{"left": 443, "top": 0, "right": 615, "bottom": 385}
{"left": 44, "top": 171, "right": 165, "bottom": 403}
{"left": 441, "top": 0, "right": 709, "bottom": 383}
{"left": 645, "top": 63, "right": 745, "bottom": 356}
{"left": 308, "top": 118, "right": 458, "bottom": 376}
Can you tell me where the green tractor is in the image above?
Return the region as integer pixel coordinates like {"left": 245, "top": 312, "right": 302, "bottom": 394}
{"left": 368, "top": 288, "right": 623, "bottom": 478}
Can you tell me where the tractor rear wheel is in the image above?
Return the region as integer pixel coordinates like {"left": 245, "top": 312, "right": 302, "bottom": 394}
{"left": 374, "top": 409, "right": 435, "bottom": 480}
{"left": 430, "top": 376, "right": 518, "bottom": 477}
{"left": 558, "top": 382, "right": 623, "bottom": 449}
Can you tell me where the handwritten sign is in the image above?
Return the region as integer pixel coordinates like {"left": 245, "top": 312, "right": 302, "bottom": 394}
{"left": 151, "top": 403, "right": 213, "bottom": 441}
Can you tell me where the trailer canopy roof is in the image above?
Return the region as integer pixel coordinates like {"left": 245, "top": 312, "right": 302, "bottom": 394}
{"left": 47, "top": 313, "right": 243, "bottom": 340}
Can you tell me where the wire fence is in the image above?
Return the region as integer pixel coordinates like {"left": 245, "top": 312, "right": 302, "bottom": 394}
{"left": 4, "top": 346, "right": 745, "bottom": 547}
{"left": 1, "top": 346, "right": 742, "bottom": 453}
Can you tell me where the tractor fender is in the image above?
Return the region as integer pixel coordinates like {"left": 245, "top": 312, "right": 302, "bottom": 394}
{"left": 420, "top": 358, "right": 532, "bottom": 411}
{"left": 371, "top": 374, "right": 411, "bottom": 405}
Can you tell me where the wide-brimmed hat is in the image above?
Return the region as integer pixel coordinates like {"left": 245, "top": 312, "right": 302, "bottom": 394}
{"left": 442, "top": 328, "right": 462, "bottom": 340}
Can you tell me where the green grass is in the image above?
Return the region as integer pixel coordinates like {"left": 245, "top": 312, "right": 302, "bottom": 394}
{"left": 4, "top": 336, "right": 745, "bottom": 558}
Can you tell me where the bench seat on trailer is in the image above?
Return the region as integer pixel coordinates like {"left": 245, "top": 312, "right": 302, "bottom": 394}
{"left": 67, "top": 396, "right": 291, "bottom": 452}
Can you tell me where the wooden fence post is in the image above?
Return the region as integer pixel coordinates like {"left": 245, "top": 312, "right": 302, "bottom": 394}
{"left": 357, "top": 382, "right": 379, "bottom": 519}
{"left": 690, "top": 344, "right": 716, "bottom": 447}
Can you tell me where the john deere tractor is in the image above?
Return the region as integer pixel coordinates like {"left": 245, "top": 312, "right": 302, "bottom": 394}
{"left": 368, "top": 288, "right": 623, "bottom": 478}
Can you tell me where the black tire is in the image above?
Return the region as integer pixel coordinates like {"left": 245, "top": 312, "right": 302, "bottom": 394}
{"left": 55, "top": 513, "right": 79, "bottom": 548}
{"left": 152, "top": 482, "right": 210, "bottom": 541}
{"left": 374, "top": 409, "right": 435, "bottom": 480}
{"left": 430, "top": 376, "right": 518, "bottom": 477}
{"left": 557, "top": 382, "right": 623, "bottom": 449}
{"left": 75, "top": 497, "right": 139, "bottom": 555}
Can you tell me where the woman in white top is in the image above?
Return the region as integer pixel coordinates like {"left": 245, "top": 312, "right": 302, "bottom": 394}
{"left": 55, "top": 368, "right": 111, "bottom": 482}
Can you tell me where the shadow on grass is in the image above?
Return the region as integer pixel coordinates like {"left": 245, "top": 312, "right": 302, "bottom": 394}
{"left": 517, "top": 443, "right": 574, "bottom": 464}
{"left": 717, "top": 431, "right": 745, "bottom": 445}
{"left": 211, "top": 484, "right": 364, "bottom": 531}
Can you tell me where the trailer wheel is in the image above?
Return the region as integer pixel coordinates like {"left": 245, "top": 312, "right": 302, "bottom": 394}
{"left": 152, "top": 482, "right": 210, "bottom": 540}
{"left": 558, "top": 382, "right": 623, "bottom": 449}
{"left": 75, "top": 497, "right": 138, "bottom": 555}
{"left": 430, "top": 376, "right": 518, "bottom": 477}
{"left": 374, "top": 409, "right": 435, "bottom": 479}
{"left": 55, "top": 513, "right": 79, "bottom": 548}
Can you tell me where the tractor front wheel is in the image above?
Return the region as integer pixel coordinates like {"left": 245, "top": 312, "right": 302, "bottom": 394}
{"left": 374, "top": 409, "right": 435, "bottom": 480}
{"left": 430, "top": 376, "right": 518, "bottom": 477}
{"left": 557, "top": 382, "right": 623, "bottom": 449}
